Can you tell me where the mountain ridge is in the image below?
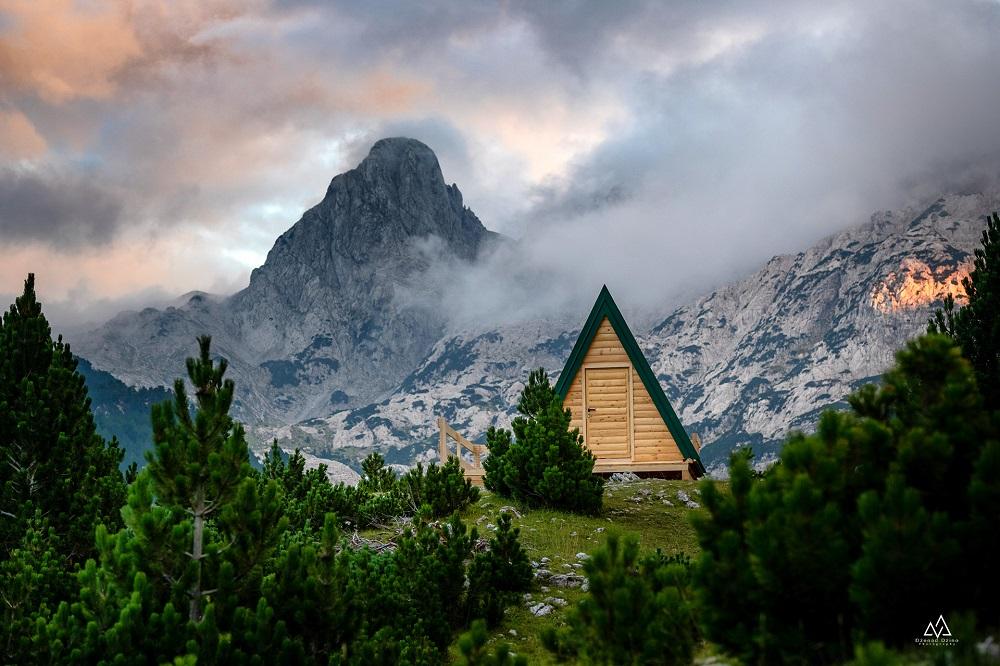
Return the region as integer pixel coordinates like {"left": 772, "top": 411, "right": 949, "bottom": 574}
{"left": 248, "top": 193, "right": 992, "bottom": 475}
{"left": 77, "top": 138, "right": 503, "bottom": 424}
{"left": 73, "top": 138, "right": 996, "bottom": 476}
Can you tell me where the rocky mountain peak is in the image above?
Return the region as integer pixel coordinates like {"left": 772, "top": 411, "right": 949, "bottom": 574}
{"left": 240, "top": 137, "right": 500, "bottom": 310}
{"left": 298, "top": 136, "right": 493, "bottom": 264}
{"left": 358, "top": 137, "right": 443, "bottom": 182}
{"left": 77, "top": 138, "right": 505, "bottom": 423}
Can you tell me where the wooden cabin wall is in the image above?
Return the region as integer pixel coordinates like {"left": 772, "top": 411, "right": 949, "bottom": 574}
{"left": 630, "top": 367, "right": 682, "bottom": 463}
{"left": 561, "top": 317, "right": 683, "bottom": 463}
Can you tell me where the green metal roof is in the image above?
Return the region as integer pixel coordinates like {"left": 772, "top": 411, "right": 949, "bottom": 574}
{"left": 554, "top": 285, "right": 705, "bottom": 475}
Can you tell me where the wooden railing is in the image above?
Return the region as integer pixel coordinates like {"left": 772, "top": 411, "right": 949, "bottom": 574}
{"left": 438, "top": 417, "right": 485, "bottom": 484}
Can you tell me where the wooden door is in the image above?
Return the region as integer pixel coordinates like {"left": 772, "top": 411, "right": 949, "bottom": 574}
{"left": 584, "top": 367, "right": 631, "bottom": 460}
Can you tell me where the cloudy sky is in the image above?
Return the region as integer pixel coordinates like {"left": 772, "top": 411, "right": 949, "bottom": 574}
{"left": 2, "top": 0, "right": 1000, "bottom": 328}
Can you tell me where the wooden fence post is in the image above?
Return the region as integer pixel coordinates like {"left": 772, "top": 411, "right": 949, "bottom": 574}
{"left": 438, "top": 416, "right": 448, "bottom": 461}
{"left": 436, "top": 416, "right": 486, "bottom": 486}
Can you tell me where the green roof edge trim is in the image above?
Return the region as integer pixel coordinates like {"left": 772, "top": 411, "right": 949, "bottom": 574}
{"left": 554, "top": 285, "right": 705, "bottom": 475}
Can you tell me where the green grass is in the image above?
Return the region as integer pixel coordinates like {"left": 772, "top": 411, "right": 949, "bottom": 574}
{"left": 451, "top": 479, "right": 711, "bottom": 664}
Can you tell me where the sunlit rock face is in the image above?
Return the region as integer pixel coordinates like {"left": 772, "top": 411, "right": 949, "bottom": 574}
{"left": 644, "top": 193, "right": 994, "bottom": 472}
{"left": 870, "top": 258, "right": 970, "bottom": 313}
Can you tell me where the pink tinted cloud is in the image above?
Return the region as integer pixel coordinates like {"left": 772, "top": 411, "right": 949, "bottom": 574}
{"left": 0, "top": 109, "right": 46, "bottom": 158}
{"left": 0, "top": 0, "right": 141, "bottom": 103}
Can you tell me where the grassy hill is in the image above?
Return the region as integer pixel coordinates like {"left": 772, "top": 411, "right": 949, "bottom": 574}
{"left": 450, "top": 478, "right": 710, "bottom": 664}
{"left": 480, "top": 479, "right": 705, "bottom": 663}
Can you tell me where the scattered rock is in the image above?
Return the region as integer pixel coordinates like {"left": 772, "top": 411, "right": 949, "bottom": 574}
{"left": 485, "top": 523, "right": 496, "bottom": 531}
{"left": 575, "top": 552, "right": 589, "bottom": 561}
{"left": 540, "top": 557, "right": 550, "bottom": 565}
{"left": 549, "top": 573, "right": 586, "bottom": 589}
{"left": 594, "top": 527, "right": 606, "bottom": 533}
{"left": 530, "top": 560, "right": 539, "bottom": 569}
{"left": 523, "top": 593, "right": 533, "bottom": 602}
{"left": 978, "top": 636, "right": 999, "bottom": 658}
{"left": 508, "top": 629, "right": 518, "bottom": 637}
{"left": 676, "top": 490, "right": 701, "bottom": 509}
{"left": 498, "top": 505, "right": 523, "bottom": 518}
{"left": 534, "top": 569, "right": 552, "bottom": 581}
{"left": 663, "top": 499, "right": 674, "bottom": 506}
{"left": 581, "top": 580, "right": 590, "bottom": 592}
{"left": 544, "top": 596, "right": 568, "bottom": 607}
{"left": 608, "top": 471, "right": 641, "bottom": 485}
{"left": 569, "top": 531, "right": 578, "bottom": 536}
{"left": 529, "top": 603, "right": 555, "bottom": 617}
{"left": 695, "top": 655, "right": 744, "bottom": 666}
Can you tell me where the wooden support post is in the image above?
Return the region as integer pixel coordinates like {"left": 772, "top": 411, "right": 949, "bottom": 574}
{"left": 691, "top": 432, "right": 702, "bottom": 452}
{"left": 436, "top": 416, "right": 486, "bottom": 486}
{"left": 438, "top": 416, "right": 448, "bottom": 462}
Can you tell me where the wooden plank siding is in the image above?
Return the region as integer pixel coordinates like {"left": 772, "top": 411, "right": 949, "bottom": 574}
{"left": 583, "top": 366, "right": 630, "bottom": 459}
{"left": 562, "top": 317, "right": 684, "bottom": 464}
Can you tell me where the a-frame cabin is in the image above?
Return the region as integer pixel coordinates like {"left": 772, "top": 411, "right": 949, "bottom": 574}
{"left": 555, "top": 286, "right": 706, "bottom": 479}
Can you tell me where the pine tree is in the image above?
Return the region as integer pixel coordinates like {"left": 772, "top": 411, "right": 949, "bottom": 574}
{"left": 260, "top": 514, "right": 353, "bottom": 661}
{"left": 142, "top": 335, "right": 282, "bottom": 622}
{"left": 399, "top": 456, "right": 480, "bottom": 517}
{"left": 745, "top": 414, "right": 866, "bottom": 663}
{"left": 850, "top": 476, "right": 958, "bottom": 642}
{"left": 335, "top": 511, "right": 479, "bottom": 664}
{"left": 543, "top": 534, "right": 697, "bottom": 665}
{"left": 690, "top": 447, "right": 761, "bottom": 664}
{"left": 467, "top": 511, "right": 532, "bottom": 626}
{"left": 0, "top": 274, "right": 125, "bottom": 564}
{"left": 691, "top": 334, "right": 999, "bottom": 659}
{"left": 261, "top": 441, "right": 324, "bottom": 532}
{"left": 45, "top": 336, "right": 287, "bottom": 663}
{"left": 346, "top": 451, "right": 402, "bottom": 527}
{"left": 848, "top": 335, "right": 992, "bottom": 643}
{"left": 484, "top": 368, "right": 603, "bottom": 513}
{"left": 0, "top": 512, "right": 72, "bottom": 662}
{"left": 482, "top": 426, "right": 512, "bottom": 495}
{"left": 358, "top": 451, "right": 397, "bottom": 494}
{"left": 929, "top": 211, "right": 1000, "bottom": 410}
{"left": 966, "top": 435, "right": 1000, "bottom": 618}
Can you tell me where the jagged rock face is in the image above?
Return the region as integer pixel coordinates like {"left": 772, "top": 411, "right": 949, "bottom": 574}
{"left": 77, "top": 138, "right": 500, "bottom": 423}
{"left": 257, "top": 194, "right": 994, "bottom": 475}
{"left": 252, "top": 321, "right": 578, "bottom": 470}
{"left": 646, "top": 193, "right": 995, "bottom": 470}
